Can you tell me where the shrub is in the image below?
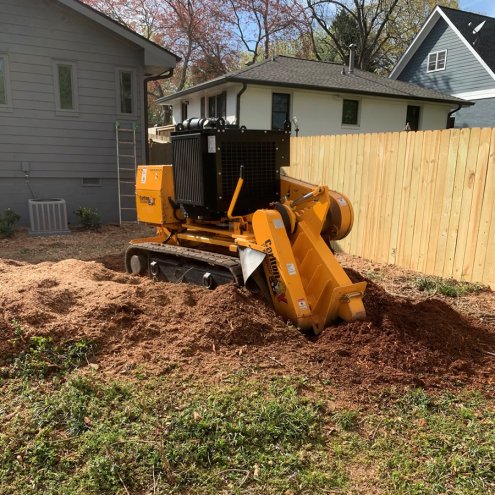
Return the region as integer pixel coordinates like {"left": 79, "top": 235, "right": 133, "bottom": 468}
{"left": 75, "top": 207, "right": 101, "bottom": 230}
{"left": 0, "top": 208, "right": 20, "bottom": 238}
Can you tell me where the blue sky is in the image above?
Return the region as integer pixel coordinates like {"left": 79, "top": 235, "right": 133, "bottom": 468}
{"left": 460, "top": 0, "right": 495, "bottom": 16}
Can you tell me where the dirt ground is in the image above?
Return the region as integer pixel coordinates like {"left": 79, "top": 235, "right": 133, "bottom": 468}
{"left": 1, "top": 224, "right": 494, "bottom": 397}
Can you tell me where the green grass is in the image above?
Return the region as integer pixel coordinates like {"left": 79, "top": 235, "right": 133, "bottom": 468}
{"left": 414, "top": 276, "right": 485, "bottom": 298}
{"left": 1, "top": 362, "right": 494, "bottom": 494}
{"left": 0, "top": 373, "right": 344, "bottom": 495}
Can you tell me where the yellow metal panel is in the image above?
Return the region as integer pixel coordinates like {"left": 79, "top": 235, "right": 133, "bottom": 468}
{"left": 252, "top": 209, "right": 313, "bottom": 329}
{"left": 135, "top": 165, "right": 176, "bottom": 225}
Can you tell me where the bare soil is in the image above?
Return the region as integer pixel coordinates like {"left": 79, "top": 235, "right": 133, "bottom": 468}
{"left": 1, "top": 225, "right": 494, "bottom": 396}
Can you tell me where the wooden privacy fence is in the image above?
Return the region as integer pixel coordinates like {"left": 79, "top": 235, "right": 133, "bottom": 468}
{"left": 289, "top": 128, "right": 495, "bottom": 289}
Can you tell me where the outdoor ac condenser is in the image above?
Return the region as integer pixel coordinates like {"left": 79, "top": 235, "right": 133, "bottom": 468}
{"left": 28, "top": 199, "right": 70, "bottom": 236}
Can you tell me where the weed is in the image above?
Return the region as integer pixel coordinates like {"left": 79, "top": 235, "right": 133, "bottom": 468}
{"left": 11, "top": 337, "right": 95, "bottom": 378}
{"left": 415, "top": 276, "right": 484, "bottom": 298}
{"left": 0, "top": 208, "right": 20, "bottom": 238}
{"left": 333, "top": 409, "right": 359, "bottom": 431}
{"left": 75, "top": 207, "right": 101, "bottom": 230}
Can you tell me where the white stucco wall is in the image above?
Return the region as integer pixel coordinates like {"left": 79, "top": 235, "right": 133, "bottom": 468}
{"left": 169, "top": 84, "right": 453, "bottom": 134}
{"left": 171, "top": 83, "right": 238, "bottom": 124}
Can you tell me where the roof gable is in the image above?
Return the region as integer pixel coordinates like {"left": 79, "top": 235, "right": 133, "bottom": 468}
{"left": 390, "top": 6, "right": 495, "bottom": 81}
{"left": 56, "top": 0, "right": 179, "bottom": 74}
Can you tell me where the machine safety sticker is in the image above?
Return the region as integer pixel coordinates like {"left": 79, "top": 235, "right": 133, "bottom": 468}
{"left": 273, "top": 219, "right": 284, "bottom": 229}
{"left": 286, "top": 263, "right": 297, "bottom": 275}
{"left": 140, "top": 168, "right": 147, "bottom": 184}
{"left": 297, "top": 299, "right": 309, "bottom": 310}
{"left": 208, "top": 136, "right": 216, "bottom": 153}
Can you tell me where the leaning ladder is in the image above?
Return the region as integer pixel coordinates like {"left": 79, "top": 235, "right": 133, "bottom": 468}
{"left": 115, "top": 121, "right": 138, "bottom": 224}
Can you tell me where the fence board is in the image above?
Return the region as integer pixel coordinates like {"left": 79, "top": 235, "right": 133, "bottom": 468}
{"left": 474, "top": 129, "right": 495, "bottom": 283}
{"left": 388, "top": 132, "right": 408, "bottom": 264}
{"left": 289, "top": 128, "right": 495, "bottom": 289}
{"left": 443, "top": 128, "right": 470, "bottom": 278}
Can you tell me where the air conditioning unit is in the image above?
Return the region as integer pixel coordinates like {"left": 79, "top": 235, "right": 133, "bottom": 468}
{"left": 28, "top": 199, "right": 70, "bottom": 236}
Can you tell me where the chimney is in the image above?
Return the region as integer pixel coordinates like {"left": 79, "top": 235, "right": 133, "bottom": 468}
{"left": 348, "top": 44, "right": 357, "bottom": 74}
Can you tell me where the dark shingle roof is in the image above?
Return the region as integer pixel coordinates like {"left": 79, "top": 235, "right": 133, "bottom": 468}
{"left": 159, "top": 56, "right": 468, "bottom": 105}
{"left": 440, "top": 6, "right": 495, "bottom": 73}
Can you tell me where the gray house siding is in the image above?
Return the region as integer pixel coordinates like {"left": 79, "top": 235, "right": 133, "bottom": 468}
{"left": 454, "top": 97, "right": 495, "bottom": 128}
{"left": 397, "top": 18, "right": 495, "bottom": 94}
{"left": 0, "top": 0, "right": 146, "bottom": 226}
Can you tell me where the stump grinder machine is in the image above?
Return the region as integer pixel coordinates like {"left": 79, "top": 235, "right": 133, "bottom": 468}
{"left": 126, "top": 119, "right": 366, "bottom": 334}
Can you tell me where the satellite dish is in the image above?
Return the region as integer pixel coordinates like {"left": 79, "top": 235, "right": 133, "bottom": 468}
{"left": 473, "top": 21, "right": 486, "bottom": 34}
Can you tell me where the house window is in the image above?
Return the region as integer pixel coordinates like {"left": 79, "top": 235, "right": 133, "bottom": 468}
{"left": 342, "top": 99, "right": 359, "bottom": 126}
{"left": 272, "top": 93, "right": 290, "bottom": 130}
{"left": 181, "top": 101, "right": 188, "bottom": 121}
{"left": 406, "top": 105, "right": 421, "bottom": 131}
{"left": 208, "top": 92, "right": 226, "bottom": 118}
{"left": 427, "top": 50, "right": 447, "bottom": 72}
{"left": 54, "top": 61, "right": 78, "bottom": 112}
{"left": 118, "top": 69, "right": 134, "bottom": 114}
{"left": 200, "top": 96, "right": 205, "bottom": 118}
{"left": 0, "top": 56, "right": 8, "bottom": 106}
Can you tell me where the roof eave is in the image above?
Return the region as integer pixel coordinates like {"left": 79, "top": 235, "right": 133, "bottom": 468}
{"left": 158, "top": 76, "right": 471, "bottom": 107}
{"left": 157, "top": 77, "right": 232, "bottom": 103}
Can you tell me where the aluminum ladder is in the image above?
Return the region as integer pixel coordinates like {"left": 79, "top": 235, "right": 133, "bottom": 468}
{"left": 115, "top": 121, "right": 138, "bottom": 224}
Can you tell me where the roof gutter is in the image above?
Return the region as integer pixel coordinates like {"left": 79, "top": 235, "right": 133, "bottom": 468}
{"left": 236, "top": 83, "right": 247, "bottom": 125}
{"left": 144, "top": 69, "right": 174, "bottom": 163}
{"left": 447, "top": 104, "right": 462, "bottom": 129}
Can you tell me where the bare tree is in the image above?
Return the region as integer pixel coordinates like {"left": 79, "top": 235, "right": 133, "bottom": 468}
{"left": 306, "top": 0, "right": 459, "bottom": 72}
{"left": 306, "top": 0, "right": 401, "bottom": 71}
{"left": 226, "top": 0, "right": 307, "bottom": 64}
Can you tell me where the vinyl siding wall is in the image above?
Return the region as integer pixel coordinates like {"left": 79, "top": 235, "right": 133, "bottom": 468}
{"left": 397, "top": 18, "right": 495, "bottom": 95}
{"left": 455, "top": 98, "right": 495, "bottom": 128}
{"left": 0, "top": 0, "right": 146, "bottom": 225}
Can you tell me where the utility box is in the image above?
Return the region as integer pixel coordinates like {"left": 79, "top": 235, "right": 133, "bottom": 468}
{"left": 28, "top": 199, "right": 70, "bottom": 236}
{"left": 135, "top": 165, "right": 176, "bottom": 225}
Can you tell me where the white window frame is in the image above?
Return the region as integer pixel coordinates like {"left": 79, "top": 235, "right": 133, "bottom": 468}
{"left": 427, "top": 50, "right": 447, "bottom": 73}
{"left": 341, "top": 98, "right": 361, "bottom": 128}
{"left": 116, "top": 68, "right": 136, "bottom": 116}
{"left": 0, "top": 54, "right": 13, "bottom": 111}
{"left": 53, "top": 60, "right": 79, "bottom": 114}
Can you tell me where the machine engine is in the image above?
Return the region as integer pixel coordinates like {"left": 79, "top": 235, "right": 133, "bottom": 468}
{"left": 171, "top": 118, "right": 290, "bottom": 219}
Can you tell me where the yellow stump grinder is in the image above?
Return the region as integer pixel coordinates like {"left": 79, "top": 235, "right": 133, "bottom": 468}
{"left": 126, "top": 118, "right": 366, "bottom": 334}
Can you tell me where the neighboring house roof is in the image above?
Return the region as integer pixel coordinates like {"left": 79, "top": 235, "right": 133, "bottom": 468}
{"left": 390, "top": 6, "right": 495, "bottom": 81}
{"left": 159, "top": 56, "right": 468, "bottom": 106}
{"left": 56, "top": 0, "right": 180, "bottom": 74}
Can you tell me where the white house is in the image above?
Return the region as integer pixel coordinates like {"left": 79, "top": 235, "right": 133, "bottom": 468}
{"left": 158, "top": 56, "right": 470, "bottom": 136}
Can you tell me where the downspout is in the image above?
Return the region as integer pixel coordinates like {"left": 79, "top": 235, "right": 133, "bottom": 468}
{"left": 236, "top": 83, "right": 247, "bottom": 126}
{"left": 144, "top": 69, "right": 174, "bottom": 163}
{"left": 447, "top": 104, "right": 462, "bottom": 129}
